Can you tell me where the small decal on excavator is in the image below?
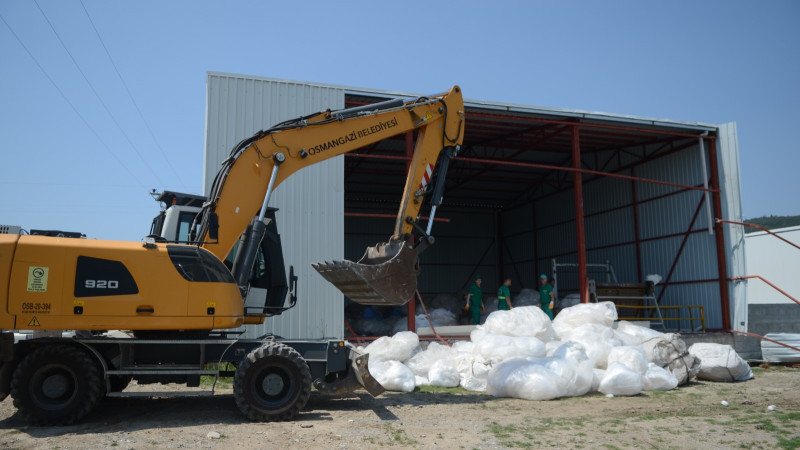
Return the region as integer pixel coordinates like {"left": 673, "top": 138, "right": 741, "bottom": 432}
{"left": 28, "top": 316, "right": 40, "bottom": 327}
{"left": 27, "top": 266, "right": 49, "bottom": 292}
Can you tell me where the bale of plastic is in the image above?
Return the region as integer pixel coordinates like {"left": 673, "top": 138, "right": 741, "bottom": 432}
{"left": 486, "top": 357, "right": 566, "bottom": 401}
{"left": 553, "top": 302, "right": 618, "bottom": 337}
{"left": 598, "top": 362, "right": 644, "bottom": 396}
{"left": 607, "top": 346, "right": 649, "bottom": 375}
{"left": 643, "top": 363, "right": 679, "bottom": 391}
{"left": 364, "top": 331, "right": 419, "bottom": 363}
{"left": 688, "top": 343, "right": 753, "bottom": 382}
{"left": 428, "top": 359, "right": 460, "bottom": 387}
{"left": 415, "top": 375, "right": 430, "bottom": 386}
{"left": 451, "top": 350, "right": 488, "bottom": 391}
{"left": 429, "top": 308, "right": 459, "bottom": 326}
{"left": 514, "top": 288, "right": 541, "bottom": 307}
{"left": 481, "top": 306, "right": 557, "bottom": 342}
{"left": 640, "top": 333, "right": 698, "bottom": 385}
{"left": 559, "top": 323, "right": 623, "bottom": 369}
{"left": 405, "top": 341, "right": 453, "bottom": 377}
{"left": 550, "top": 342, "right": 594, "bottom": 396}
{"left": 475, "top": 333, "right": 547, "bottom": 364}
{"left": 615, "top": 321, "right": 664, "bottom": 346}
{"left": 370, "top": 360, "right": 416, "bottom": 392}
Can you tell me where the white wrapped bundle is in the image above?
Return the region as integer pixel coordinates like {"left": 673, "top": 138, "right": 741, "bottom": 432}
{"left": 364, "top": 331, "right": 420, "bottom": 363}
{"left": 598, "top": 362, "right": 644, "bottom": 396}
{"left": 689, "top": 343, "right": 753, "bottom": 382}
{"left": 481, "top": 306, "right": 557, "bottom": 341}
{"left": 370, "top": 360, "right": 416, "bottom": 392}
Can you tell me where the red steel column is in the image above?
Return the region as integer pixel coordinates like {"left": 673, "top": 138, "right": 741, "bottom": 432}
{"left": 572, "top": 126, "right": 589, "bottom": 303}
{"left": 707, "top": 137, "right": 731, "bottom": 329}
{"left": 405, "top": 131, "right": 416, "bottom": 332}
{"left": 631, "top": 167, "right": 643, "bottom": 282}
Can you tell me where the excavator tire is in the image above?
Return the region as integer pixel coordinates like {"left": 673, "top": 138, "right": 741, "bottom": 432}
{"left": 10, "top": 344, "right": 102, "bottom": 425}
{"left": 233, "top": 342, "right": 311, "bottom": 422}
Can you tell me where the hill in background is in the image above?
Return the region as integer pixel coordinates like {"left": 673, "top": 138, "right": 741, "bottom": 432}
{"left": 743, "top": 215, "right": 800, "bottom": 233}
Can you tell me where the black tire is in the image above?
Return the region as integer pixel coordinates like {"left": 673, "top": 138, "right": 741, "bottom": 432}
{"left": 233, "top": 342, "right": 311, "bottom": 422}
{"left": 10, "top": 345, "right": 103, "bottom": 426}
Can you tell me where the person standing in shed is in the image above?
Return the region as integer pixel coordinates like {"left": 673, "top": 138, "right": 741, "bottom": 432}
{"left": 539, "top": 274, "right": 555, "bottom": 320}
{"left": 465, "top": 275, "right": 484, "bottom": 325}
{"left": 497, "top": 278, "right": 513, "bottom": 310}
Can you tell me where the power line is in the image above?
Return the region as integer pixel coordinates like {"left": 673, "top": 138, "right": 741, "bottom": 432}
{"left": 32, "top": 0, "right": 166, "bottom": 188}
{"left": 0, "top": 13, "right": 147, "bottom": 189}
{"left": 79, "top": 0, "right": 188, "bottom": 189}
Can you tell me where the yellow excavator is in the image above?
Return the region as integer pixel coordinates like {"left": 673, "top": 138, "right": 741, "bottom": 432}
{"left": 0, "top": 86, "right": 464, "bottom": 425}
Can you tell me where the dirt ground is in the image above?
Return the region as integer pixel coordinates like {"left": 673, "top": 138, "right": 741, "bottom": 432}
{"left": 0, "top": 366, "right": 798, "bottom": 450}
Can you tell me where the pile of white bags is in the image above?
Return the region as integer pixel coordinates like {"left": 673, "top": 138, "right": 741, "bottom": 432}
{"left": 359, "top": 302, "right": 750, "bottom": 400}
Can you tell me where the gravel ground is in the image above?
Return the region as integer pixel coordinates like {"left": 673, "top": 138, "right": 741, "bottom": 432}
{"left": 0, "top": 367, "right": 798, "bottom": 449}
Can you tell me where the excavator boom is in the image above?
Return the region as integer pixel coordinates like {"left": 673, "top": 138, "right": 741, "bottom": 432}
{"left": 197, "top": 86, "right": 465, "bottom": 305}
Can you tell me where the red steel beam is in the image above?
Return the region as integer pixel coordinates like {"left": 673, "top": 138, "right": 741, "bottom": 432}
{"left": 731, "top": 275, "right": 800, "bottom": 307}
{"left": 572, "top": 126, "right": 589, "bottom": 303}
{"left": 717, "top": 219, "right": 800, "bottom": 252}
{"left": 657, "top": 196, "right": 706, "bottom": 304}
{"left": 631, "top": 167, "right": 643, "bottom": 282}
{"left": 453, "top": 155, "right": 718, "bottom": 193}
{"left": 707, "top": 137, "right": 731, "bottom": 330}
{"left": 467, "top": 111, "right": 714, "bottom": 140}
{"left": 730, "top": 330, "right": 800, "bottom": 355}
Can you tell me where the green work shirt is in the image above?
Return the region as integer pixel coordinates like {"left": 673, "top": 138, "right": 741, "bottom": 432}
{"left": 468, "top": 283, "right": 483, "bottom": 306}
{"left": 497, "top": 285, "right": 511, "bottom": 310}
{"left": 539, "top": 283, "right": 554, "bottom": 306}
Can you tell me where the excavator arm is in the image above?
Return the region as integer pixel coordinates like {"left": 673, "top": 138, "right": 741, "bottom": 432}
{"left": 196, "top": 86, "right": 465, "bottom": 306}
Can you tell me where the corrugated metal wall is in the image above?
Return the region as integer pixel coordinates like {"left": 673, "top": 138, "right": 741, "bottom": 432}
{"left": 717, "top": 122, "right": 747, "bottom": 331}
{"left": 529, "top": 140, "right": 727, "bottom": 330}
{"left": 204, "top": 73, "right": 345, "bottom": 339}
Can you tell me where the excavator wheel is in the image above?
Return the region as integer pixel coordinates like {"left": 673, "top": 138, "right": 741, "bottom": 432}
{"left": 233, "top": 342, "right": 311, "bottom": 422}
{"left": 10, "top": 344, "right": 103, "bottom": 425}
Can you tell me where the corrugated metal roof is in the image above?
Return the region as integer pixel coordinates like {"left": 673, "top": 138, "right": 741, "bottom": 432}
{"left": 208, "top": 71, "right": 719, "bottom": 133}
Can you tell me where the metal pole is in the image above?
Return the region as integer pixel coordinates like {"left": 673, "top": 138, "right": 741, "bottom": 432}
{"left": 707, "top": 137, "right": 732, "bottom": 330}
{"left": 572, "top": 126, "right": 589, "bottom": 303}
{"left": 257, "top": 163, "right": 281, "bottom": 221}
{"left": 631, "top": 167, "right": 643, "bottom": 282}
{"left": 698, "top": 136, "right": 713, "bottom": 234}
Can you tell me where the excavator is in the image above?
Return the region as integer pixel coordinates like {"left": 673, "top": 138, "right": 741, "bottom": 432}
{"left": 0, "top": 86, "right": 465, "bottom": 425}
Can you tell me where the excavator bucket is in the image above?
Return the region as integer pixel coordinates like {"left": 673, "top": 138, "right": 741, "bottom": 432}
{"left": 312, "top": 240, "right": 419, "bottom": 306}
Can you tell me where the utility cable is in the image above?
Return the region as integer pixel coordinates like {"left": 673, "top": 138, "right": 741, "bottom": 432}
{"left": 33, "top": 0, "right": 165, "bottom": 188}
{"left": 0, "top": 13, "right": 147, "bottom": 189}
{"left": 78, "top": 0, "right": 188, "bottom": 190}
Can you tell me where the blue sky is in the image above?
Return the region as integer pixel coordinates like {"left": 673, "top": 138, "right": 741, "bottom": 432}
{"left": 1, "top": 0, "right": 798, "bottom": 240}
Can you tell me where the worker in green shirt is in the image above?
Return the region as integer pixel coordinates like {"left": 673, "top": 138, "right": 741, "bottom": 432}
{"left": 539, "top": 274, "right": 555, "bottom": 320}
{"left": 465, "top": 275, "right": 484, "bottom": 325}
{"left": 497, "top": 278, "right": 513, "bottom": 310}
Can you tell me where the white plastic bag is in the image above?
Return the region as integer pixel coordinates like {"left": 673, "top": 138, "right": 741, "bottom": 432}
{"left": 598, "top": 362, "right": 644, "bottom": 396}
{"left": 643, "top": 363, "right": 678, "bottom": 391}
{"left": 487, "top": 357, "right": 566, "bottom": 401}
{"left": 553, "top": 302, "right": 618, "bottom": 337}
{"left": 428, "top": 359, "right": 460, "bottom": 387}
{"left": 560, "top": 324, "right": 622, "bottom": 369}
{"left": 475, "top": 334, "right": 546, "bottom": 364}
{"left": 370, "top": 360, "right": 416, "bottom": 392}
{"left": 689, "top": 343, "right": 753, "bottom": 382}
{"left": 481, "top": 306, "right": 557, "bottom": 342}
{"left": 364, "top": 331, "right": 420, "bottom": 363}
{"left": 615, "top": 321, "right": 664, "bottom": 346}
{"left": 607, "top": 346, "right": 649, "bottom": 375}
{"left": 405, "top": 342, "right": 452, "bottom": 377}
